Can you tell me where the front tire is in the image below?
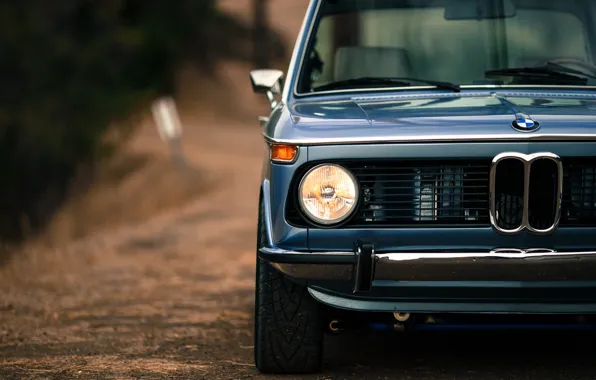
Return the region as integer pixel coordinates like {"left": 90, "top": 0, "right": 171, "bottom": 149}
{"left": 254, "top": 200, "right": 324, "bottom": 374}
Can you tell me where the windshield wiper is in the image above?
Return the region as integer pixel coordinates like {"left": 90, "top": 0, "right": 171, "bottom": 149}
{"left": 485, "top": 64, "right": 594, "bottom": 83}
{"left": 313, "top": 76, "right": 461, "bottom": 92}
{"left": 543, "top": 61, "right": 596, "bottom": 80}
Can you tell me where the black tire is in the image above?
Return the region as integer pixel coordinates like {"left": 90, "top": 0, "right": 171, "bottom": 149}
{"left": 254, "top": 199, "right": 324, "bottom": 374}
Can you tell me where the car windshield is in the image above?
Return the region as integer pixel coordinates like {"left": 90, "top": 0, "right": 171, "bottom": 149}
{"left": 296, "top": 0, "right": 596, "bottom": 94}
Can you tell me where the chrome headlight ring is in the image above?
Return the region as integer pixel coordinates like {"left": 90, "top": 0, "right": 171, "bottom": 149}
{"left": 297, "top": 163, "right": 359, "bottom": 226}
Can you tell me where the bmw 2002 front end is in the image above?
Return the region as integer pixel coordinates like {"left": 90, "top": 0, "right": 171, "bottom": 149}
{"left": 250, "top": 0, "right": 596, "bottom": 374}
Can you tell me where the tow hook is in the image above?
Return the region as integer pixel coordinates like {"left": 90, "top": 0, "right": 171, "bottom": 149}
{"left": 393, "top": 312, "right": 411, "bottom": 322}
{"left": 328, "top": 319, "right": 343, "bottom": 334}
{"left": 391, "top": 312, "right": 412, "bottom": 331}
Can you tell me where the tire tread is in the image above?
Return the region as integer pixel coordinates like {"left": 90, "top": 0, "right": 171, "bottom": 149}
{"left": 254, "top": 200, "right": 323, "bottom": 374}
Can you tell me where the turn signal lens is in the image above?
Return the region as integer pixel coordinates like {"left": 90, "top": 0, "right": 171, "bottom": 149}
{"left": 298, "top": 164, "right": 358, "bottom": 225}
{"left": 271, "top": 144, "right": 298, "bottom": 162}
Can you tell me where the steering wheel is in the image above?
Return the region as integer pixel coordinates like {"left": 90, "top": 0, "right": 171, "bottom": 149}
{"left": 540, "top": 57, "right": 596, "bottom": 77}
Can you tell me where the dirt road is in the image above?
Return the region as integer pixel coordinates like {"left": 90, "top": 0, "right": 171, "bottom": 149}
{"left": 2, "top": 116, "right": 596, "bottom": 379}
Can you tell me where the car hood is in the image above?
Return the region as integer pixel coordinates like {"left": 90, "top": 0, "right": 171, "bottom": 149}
{"left": 267, "top": 91, "right": 596, "bottom": 144}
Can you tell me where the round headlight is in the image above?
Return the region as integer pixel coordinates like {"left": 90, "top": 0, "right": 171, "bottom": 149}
{"left": 298, "top": 164, "right": 359, "bottom": 225}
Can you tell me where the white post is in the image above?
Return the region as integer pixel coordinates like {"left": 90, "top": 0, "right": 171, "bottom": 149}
{"left": 151, "top": 96, "right": 186, "bottom": 167}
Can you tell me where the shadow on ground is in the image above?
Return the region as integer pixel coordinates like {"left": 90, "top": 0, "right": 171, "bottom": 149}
{"left": 321, "top": 329, "right": 596, "bottom": 379}
{"left": 2, "top": 295, "right": 596, "bottom": 380}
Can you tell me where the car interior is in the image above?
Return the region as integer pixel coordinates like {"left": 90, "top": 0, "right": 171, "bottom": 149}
{"left": 300, "top": 0, "right": 596, "bottom": 92}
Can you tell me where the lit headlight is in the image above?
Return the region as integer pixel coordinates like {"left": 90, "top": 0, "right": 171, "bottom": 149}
{"left": 298, "top": 164, "right": 359, "bottom": 225}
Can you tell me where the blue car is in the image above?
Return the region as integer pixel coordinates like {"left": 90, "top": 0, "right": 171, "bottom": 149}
{"left": 250, "top": 0, "right": 596, "bottom": 373}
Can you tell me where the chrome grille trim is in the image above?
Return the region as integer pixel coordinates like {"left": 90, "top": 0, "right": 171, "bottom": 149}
{"left": 489, "top": 152, "right": 564, "bottom": 235}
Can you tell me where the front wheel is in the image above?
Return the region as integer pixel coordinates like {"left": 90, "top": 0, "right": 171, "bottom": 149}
{"left": 254, "top": 201, "right": 324, "bottom": 374}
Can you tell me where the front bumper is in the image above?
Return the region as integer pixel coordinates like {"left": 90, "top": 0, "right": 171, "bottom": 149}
{"left": 259, "top": 245, "right": 596, "bottom": 284}
{"left": 259, "top": 245, "right": 596, "bottom": 313}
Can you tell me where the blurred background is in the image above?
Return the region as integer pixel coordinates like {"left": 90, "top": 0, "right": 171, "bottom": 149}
{"left": 0, "top": 0, "right": 308, "bottom": 251}
{"left": 1, "top": 1, "right": 317, "bottom": 377}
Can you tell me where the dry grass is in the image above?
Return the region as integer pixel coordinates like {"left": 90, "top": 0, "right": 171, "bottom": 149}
{"left": 37, "top": 137, "right": 215, "bottom": 248}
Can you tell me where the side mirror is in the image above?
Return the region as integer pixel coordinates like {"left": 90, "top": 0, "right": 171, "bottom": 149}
{"left": 258, "top": 116, "right": 270, "bottom": 128}
{"left": 250, "top": 69, "right": 284, "bottom": 109}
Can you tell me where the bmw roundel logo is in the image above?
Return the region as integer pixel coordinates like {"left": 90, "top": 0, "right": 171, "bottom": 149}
{"left": 512, "top": 117, "right": 540, "bottom": 132}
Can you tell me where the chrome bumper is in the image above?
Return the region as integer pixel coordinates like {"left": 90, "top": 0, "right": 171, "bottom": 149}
{"left": 258, "top": 245, "right": 596, "bottom": 291}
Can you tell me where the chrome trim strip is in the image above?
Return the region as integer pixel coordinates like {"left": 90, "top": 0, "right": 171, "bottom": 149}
{"left": 295, "top": 85, "right": 596, "bottom": 98}
{"left": 261, "top": 179, "right": 275, "bottom": 248}
{"left": 489, "top": 152, "right": 563, "bottom": 235}
{"left": 490, "top": 248, "right": 557, "bottom": 254}
{"left": 375, "top": 250, "right": 596, "bottom": 261}
{"left": 262, "top": 133, "right": 596, "bottom": 146}
{"left": 260, "top": 246, "right": 350, "bottom": 257}
{"left": 260, "top": 246, "right": 596, "bottom": 260}
{"left": 352, "top": 90, "right": 596, "bottom": 102}
{"left": 373, "top": 250, "right": 596, "bottom": 282}
{"left": 285, "top": 0, "right": 321, "bottom": 103}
